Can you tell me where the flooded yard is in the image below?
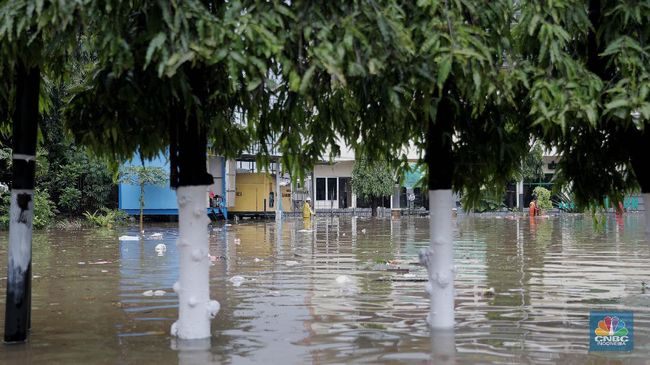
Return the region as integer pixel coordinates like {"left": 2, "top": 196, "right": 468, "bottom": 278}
{"left": 1, "top": 214, "right": 650, "bottom": 364}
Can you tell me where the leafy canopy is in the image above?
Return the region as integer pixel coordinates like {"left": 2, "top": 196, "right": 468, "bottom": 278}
{"left": 516, "top": 0, "right": 650, "bottom": 205}
{"left": 351, "top": 159, "right": 394, "bottom": 200}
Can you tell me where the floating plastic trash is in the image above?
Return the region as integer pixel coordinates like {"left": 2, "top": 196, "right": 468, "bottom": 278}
{"left": 153, "top": 290, "right": 166, "bottom": 296}
{"left": 89, "top": 260, "right": 111, "bottom": 265}
{"left": 336, "top": 275, "right": 351, "bottom": 284}
{"left": 482, "top": 287, "right": 495, "bottom": 297}
{"left": 155, "top": 243, "right": 167, "bottom": 256}
{"left": 119, "top": 235, "right": 139, "bottom": 241}
{"left": 285, "top": 260, "right": 299, "bottom": 267}
{"left": 229, "top": 276, "right": 245, "bottom": 287}
{"left": 150, "top": 232, "right": 163, "bottom": 240}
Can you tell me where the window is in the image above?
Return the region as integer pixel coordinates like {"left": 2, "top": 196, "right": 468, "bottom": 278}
{"left": 316, "top": 178, "right": 326, "bottom": 200}
{"left": 327, "top": 178, "right": 337, "bottom": 200}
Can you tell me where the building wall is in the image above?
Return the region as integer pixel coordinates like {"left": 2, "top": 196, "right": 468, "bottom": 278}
{"left": 313, "top": 161, "right": 354, "bottom": 210}
{"left": 230, "top": 172, "right": 292, "bottom": 213}
{"left": 118, "top": 152, "right": 179, "bottom": 215}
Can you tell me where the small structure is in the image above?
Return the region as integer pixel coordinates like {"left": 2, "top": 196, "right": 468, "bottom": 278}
{"left": 118, "top": 153, "right": 229, "bottom": 218}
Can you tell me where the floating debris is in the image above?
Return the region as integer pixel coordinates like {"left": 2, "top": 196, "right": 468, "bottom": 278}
{"left": 297, "top": 229, "right": 313, "bottom": 233}
{"left": 153, "top": 290, "right": 166, "bottom": 296}
{"left": 154, "top": 243, "right": 167, "bottom": 256}
{"left": 234, "top": 238, "right": 241, "bottom": 245}
{"left": 285, "top": 260, "right": 299, "bottom": 267}
{"left": 361, "top": 229, "right": 367, "bottom": 234}
{"left": 229, "top": 276, "right": 245, "bottom": 287}
{"left": 150, "top": 232, "right": 163, "bottom": 240}
{"left": 89, "top": 260, "right": 111, "bottom": 265}
{"left": 254, "top": 258, "right": 263, "bottom": 262}
{"left": 482, "top": 287, "right": 496, "bottom": 297}
{"left": 119, "top": 235, "right": 140, "bottom": 241}
{"left": 336, "top": 275, "right": 351, "bottom": 284}
{"left": 142, "top": 290, "right": 154, "bottom": 296}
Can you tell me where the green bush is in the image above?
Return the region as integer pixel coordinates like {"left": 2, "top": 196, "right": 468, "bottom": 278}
{"left": 33, "top": 189, "right": 55, "bottom": 229}
{"left": 59, "top": 186, "right": 82, "bottom": 214}
{"left": 0, "top": 191, "right": 9, "bottom": 229}
{"left": 533, "top": 186, "right": 553, "bottom": 210}
{"left": 84, "top": 207, "right": 128, "bottom": 229}
{"left": 0, "top": 189, "right": 54, "bottom": 229}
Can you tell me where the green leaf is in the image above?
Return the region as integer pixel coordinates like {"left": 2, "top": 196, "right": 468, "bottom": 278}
{"left": 145, "top": 33, "right": 167, "bottom": 68}
{"left": 605, "top": 98, "right": 630, "bottom": 111}
{"left": 437, "top": 56, "right": 452, "bottom": 90}
{"left": 289, "top": 70, "right": 300, "bottom": 92}
{"left": 299, "top": 66, "right": 316, "bottom": 94}
{"left": 247, "top": 78, "right": 262, "bottom": 91}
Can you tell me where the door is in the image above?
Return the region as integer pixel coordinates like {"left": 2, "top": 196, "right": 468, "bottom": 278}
{"left": 338, "top": 177, "right": 351, "bottom": 209}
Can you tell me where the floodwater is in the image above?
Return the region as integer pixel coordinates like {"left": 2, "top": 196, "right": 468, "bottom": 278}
{"left": 1, "top": 214, "right": 650, "bottom": 364}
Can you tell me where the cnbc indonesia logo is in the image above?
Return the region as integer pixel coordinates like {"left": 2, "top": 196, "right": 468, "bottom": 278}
{"left": 590, "top": 312, "right": 633, "bottom": 351}
{"left": 594, "top": 316, "right": 629, "bottom": 345}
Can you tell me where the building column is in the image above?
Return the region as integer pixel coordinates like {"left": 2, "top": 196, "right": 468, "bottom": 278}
{"left": 311, "top": 171, "right": 316, "bottom": 214}
{"left": 516, "top": 179, "right": 524, "bottom": 211}
{"left": 275, "top": 161, "right": 282, "bottom": 221}
{"left": 391, "top": 183, "right": 401, "bottom": 218}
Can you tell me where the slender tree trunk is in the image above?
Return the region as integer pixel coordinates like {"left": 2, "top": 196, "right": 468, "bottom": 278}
{"left": 4, "top": 63, "right": 40, "bottom": 343}
{"left": 139, "top": 180, "right": 145, "bottom": 233}
{"left": 419, "top": 93, "right": 455, "bottom": 329}
{"left": 371, "top": 198, "right": 378, "bottom": 217}
{"left": 171, "top": 185, "right": 218, "bottom": 339}
{"left": 169, "top": 77, "right": 219, "bottom": 339}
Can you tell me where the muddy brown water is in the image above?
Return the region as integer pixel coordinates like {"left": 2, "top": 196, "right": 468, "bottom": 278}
{"left": 1, "top": 214, "right": 650, "bottom": 364}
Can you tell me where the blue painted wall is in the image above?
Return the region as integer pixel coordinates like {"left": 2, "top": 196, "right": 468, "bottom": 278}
{"left": 118, "top": 153, "right": 179, "bottom": 215}
{"left": 118, "top": 152, "right": 228, "bottom": 216}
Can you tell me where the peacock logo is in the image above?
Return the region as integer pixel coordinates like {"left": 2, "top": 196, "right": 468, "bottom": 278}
{"left": 594, "top": 316, "right": 628, "bottom": 337}
{"left": 590, "top": 312, "right": 633, "bottom": 351}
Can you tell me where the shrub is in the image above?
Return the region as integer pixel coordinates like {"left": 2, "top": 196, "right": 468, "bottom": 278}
{"left": 84, "top": 207, "right": 128, "bottom": 229}
{"left": 0, "top": 189, "right": 54, "bottom": 229}
{"left": 59, "top": 186, "right": 82, "bottom": 214}
{"left": 533, "top": 186, "right": 553, "bottom": 210}
{"left": 33, "top": 189, "right": 55, "bottom": 229}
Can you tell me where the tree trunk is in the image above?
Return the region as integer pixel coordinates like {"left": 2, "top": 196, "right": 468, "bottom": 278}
{"left": 371, "top": 197, "right": 378, "bottom": 217}
{"left": 4, "top": 63, "right": 40, "bottom": 343}
{"left": 171, "top": 185, "right": 219, "bottom": 339}
{"left": 419, "top": 93, "right": 455, "bottom": 329}
{"left": 169, "top": 82, "right": 219, "bottom": 339}
{"left": 139, "top": 180, "right": 145, "bottom": 233}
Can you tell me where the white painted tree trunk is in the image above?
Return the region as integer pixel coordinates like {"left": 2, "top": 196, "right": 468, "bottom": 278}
{"left": 430, "top": 330, "right": 456, "bottom": 364}
{"left": 7, "top": 189, "right": 34, "bottom": 307}
{"left": 644, "top": 193, "right": 650, "bottom": 234}
{"left": 171, "top": 185, "right": 220, "bottom": 339}
{"left": 419, "top": 189, "right": 454, "bottom": 329}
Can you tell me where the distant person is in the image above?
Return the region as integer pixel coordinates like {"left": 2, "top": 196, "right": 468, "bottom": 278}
{"left": 303, "top": 197, "right": 315, "bottom": 219}
{"left": 529, "top": 199, "right": 537, "bottom": 217}
{"left": 209, "top": 190, "right": 216, "bottom": 207}
{"left": 616, "top": 201, "right": 625, "bottom": 216}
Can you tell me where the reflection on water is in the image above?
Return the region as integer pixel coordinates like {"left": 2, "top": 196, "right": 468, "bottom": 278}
{"left": 1, "top": 214, "right": 650, "bottom": 364}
